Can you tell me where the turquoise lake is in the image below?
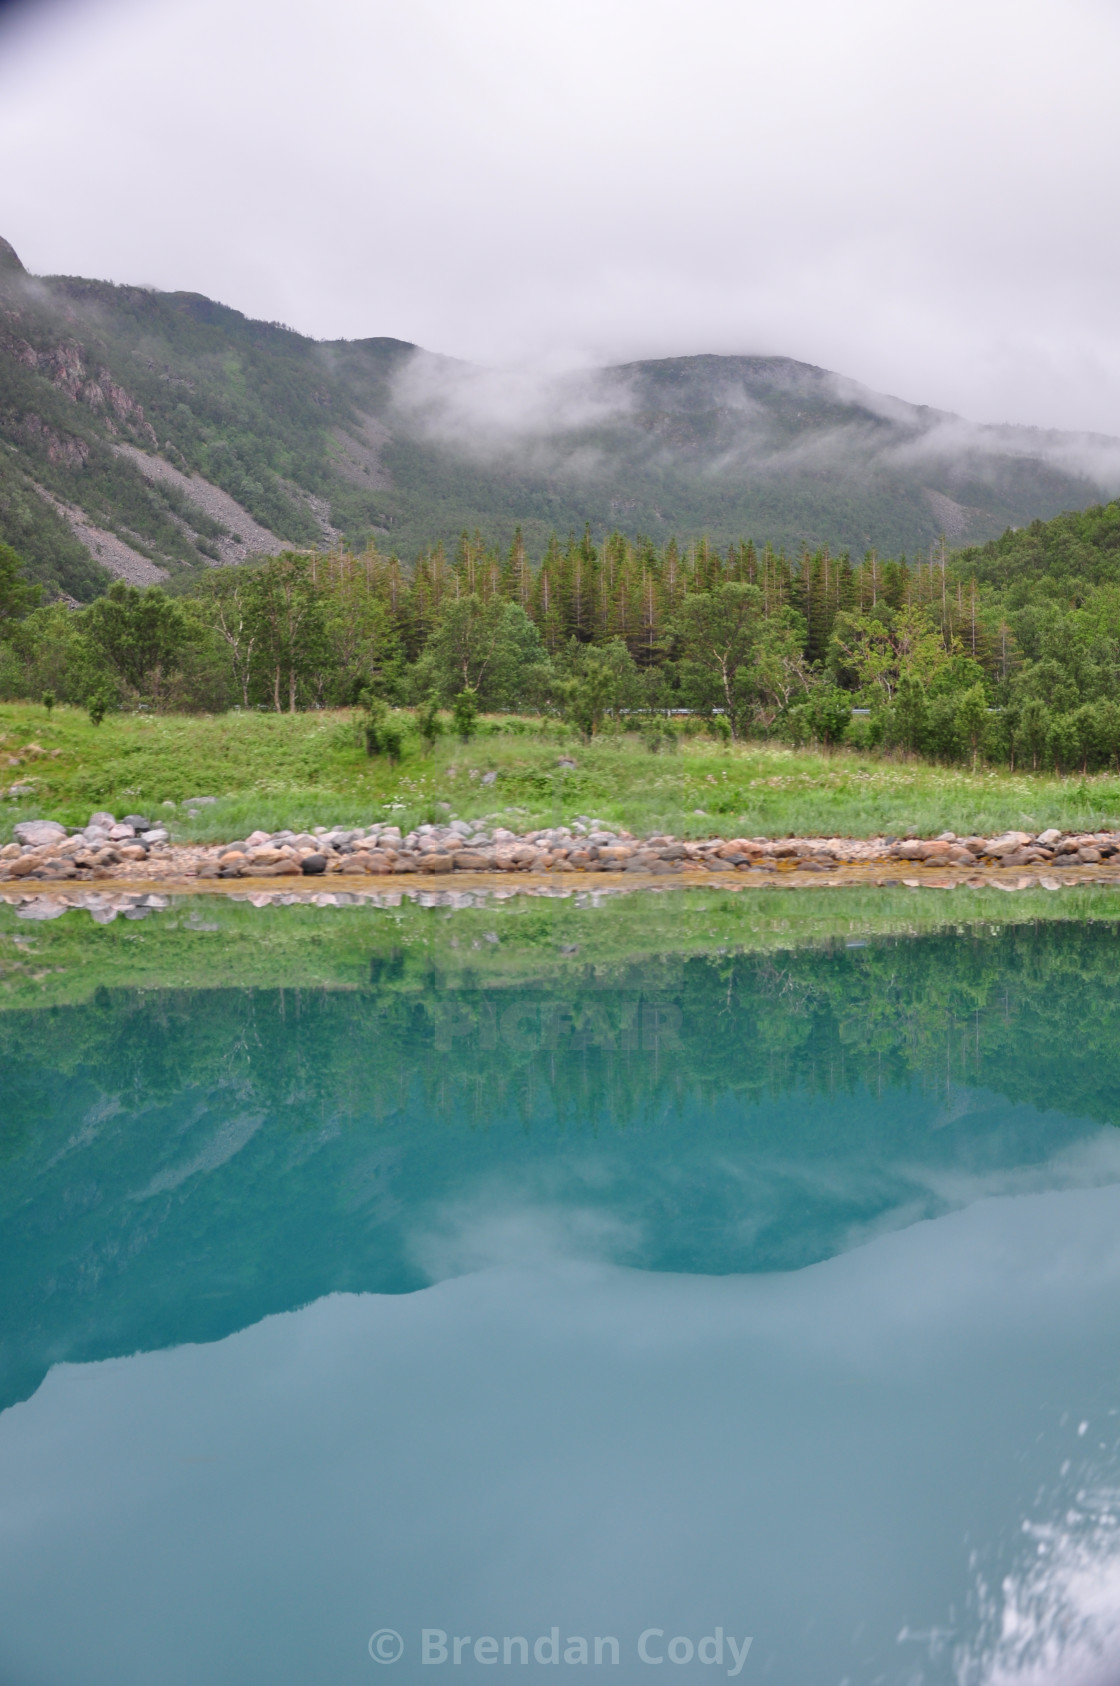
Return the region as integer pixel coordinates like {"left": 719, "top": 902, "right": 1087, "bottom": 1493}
{"left": 2, "top": 888, "right": 1120, "bottom": 1685}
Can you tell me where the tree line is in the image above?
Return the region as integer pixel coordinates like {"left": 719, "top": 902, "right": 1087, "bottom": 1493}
{"left": 1, "top": 504, "right": 1120, "bottom": 770}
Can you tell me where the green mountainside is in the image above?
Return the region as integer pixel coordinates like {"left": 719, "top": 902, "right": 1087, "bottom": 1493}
{"left": 2, "top": 233, "right": 1118, "bottom": 600}
{"left": 955, "top": 496, "right": 1120, "bottom": 589}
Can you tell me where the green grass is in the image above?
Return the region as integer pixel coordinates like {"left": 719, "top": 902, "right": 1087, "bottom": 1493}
{"left": 3, "top": 702, "right": 1120, "bottom": 842}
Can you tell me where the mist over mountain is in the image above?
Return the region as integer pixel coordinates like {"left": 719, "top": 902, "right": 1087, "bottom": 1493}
{"left": 2, "top": 235, "right": 1118, "bottom": 600}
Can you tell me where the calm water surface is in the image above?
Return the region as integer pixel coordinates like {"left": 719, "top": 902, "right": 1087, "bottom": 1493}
{"left": 2, "top": 890, "right": 1120, "bottom": 1685}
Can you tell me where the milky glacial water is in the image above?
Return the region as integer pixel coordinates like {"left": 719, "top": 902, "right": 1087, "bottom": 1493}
{"left": 2, "top": 893, "right": 1120, "bottom": 1685}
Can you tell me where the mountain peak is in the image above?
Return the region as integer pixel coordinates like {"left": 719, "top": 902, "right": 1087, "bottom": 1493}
{"left": 0, "top": 237, "right": 26, "bottom": 274}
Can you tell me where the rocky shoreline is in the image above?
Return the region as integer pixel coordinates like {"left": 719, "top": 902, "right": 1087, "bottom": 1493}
{"left": 4, "top": 813, "right": 1120, "bottom": 887}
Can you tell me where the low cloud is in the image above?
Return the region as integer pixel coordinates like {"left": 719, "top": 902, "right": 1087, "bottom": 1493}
{"left": 389, "top": 348, "right": 1120, "bottom": 504}
{"left": 388, "top": 350, "right": 638, "bottom": 479}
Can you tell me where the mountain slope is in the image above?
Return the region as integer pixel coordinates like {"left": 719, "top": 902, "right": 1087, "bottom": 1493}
{"left": 2, "top": 235, "right": 1119, "bottom": 598}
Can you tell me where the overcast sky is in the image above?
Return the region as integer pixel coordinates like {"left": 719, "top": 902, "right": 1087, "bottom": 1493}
{"left": 1, "top": 0, "right": 1119, "bottom": 433}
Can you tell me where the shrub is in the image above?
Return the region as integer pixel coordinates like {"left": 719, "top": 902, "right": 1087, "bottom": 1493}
{"left": 452, "top": 687, "right": 479, "bottom": 742}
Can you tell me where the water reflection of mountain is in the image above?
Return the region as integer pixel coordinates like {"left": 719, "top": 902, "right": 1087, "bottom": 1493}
{"left": 3, "top": 917, "right": 1120, "bottom": 1412}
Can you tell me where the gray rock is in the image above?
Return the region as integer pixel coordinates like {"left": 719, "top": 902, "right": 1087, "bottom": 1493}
{"left": 140, "top": 828, "right": 169, "bottom": 844}
{"left": 14, "top": 821, "right": 66, "bottom": 847}
{"left": 481, "top": 771, "right": 498, "bottom": 785}
{"left": 15, "top": 898, "right": 68, "bottom": 920}
{"left": 121, "top": 815, "right": 151, "bottom": 830}
{"left": 183, "top": 795, "right": 218, "bottom": 806}
{"left": 88, "top": 811, "right": 116, "bottom": 829}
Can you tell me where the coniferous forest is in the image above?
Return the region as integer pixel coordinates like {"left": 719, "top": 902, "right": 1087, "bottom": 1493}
{"left": 1, "top": 493, "right": 1119, "bottom": 772}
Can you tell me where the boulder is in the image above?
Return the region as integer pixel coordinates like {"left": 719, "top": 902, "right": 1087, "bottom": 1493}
{"left": 300, "top": 855, "right": 328, "bottom": 876}
{"left": 987, "top": 833, "right": 1033, "bottom": 854}
{"left": 14, "top": 821, "right": 66, "bottom": 847}
{"left": 9, "top": 856, "right": 43, "bottom": 876}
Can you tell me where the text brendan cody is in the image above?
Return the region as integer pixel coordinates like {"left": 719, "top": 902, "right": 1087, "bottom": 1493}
{"left": 369, "top": 1627, "right": 752, "bottom": 1675}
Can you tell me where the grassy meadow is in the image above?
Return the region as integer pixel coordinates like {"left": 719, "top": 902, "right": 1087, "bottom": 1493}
{"left": 4, "top": 702, "right": 1120, "bottom": 843}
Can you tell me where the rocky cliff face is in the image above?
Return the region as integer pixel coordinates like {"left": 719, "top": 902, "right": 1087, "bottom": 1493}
{"left": 0, "top": 256, "right": 294, "bottom": 596}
